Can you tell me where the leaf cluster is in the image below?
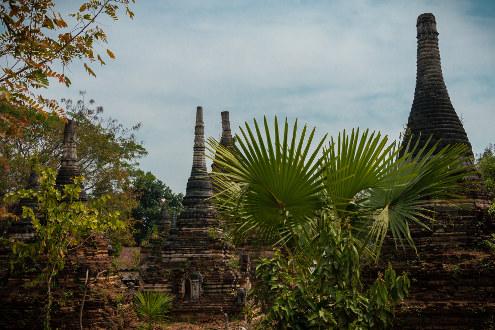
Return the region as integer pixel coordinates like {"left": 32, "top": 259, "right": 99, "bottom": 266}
{"left": 209, "top": 117, "right": 468, "bottom": 257}
{"left": 209, "top": 116, "right": 468, "bottom": 327}
{"left": 3, "top": 167, "right": 124, "bottom": 302}
{"left": 478, "top": 144, "right": 495, "bottom": 196}
{"left": 253, "top": 236, "right": 409, "bottom": 329}
{"left": 0, "top": 0, "right": 135, "bottom": 115}
{"left": 134, "top": 290, "right": 173, "bottom": 330}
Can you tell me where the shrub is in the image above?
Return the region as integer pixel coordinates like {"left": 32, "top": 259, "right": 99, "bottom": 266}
{"left": 134, "top": 291, "right": 173, "bottom": 330}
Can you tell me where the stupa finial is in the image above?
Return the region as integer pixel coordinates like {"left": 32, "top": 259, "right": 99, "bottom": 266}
{"left": 403, "top": 13, "right": 472, "bottom": 157}
{"left": 184, "top": 106, "right": 212, "bottom": 203}
{"left": 220, "top": 111, "right": 233, "bottom": 148}
{"left": 56, "top": 119, "right": 87, "bottom": 200}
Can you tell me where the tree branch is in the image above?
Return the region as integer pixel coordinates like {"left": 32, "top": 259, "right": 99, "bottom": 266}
{"left": 0, "top": 0, "right": 112, "bottom": 83}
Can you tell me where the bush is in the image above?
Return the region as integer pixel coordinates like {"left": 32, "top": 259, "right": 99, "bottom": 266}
{"left": 251, "top": 228, "right": 409, "bottom": 329}
{"left": 134, "top": 291, "right": 173, "bottom": 329}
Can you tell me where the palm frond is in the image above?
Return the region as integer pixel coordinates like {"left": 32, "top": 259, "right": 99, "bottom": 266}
{"left": 362, "top": 141, "right": 470, "bottom": 255}
{"left": 134, "top": 291, "right": 173, "bottom": 325}
{"left": 207, "top": 116, "right": 327, "bottom": 247}
{"left": 323, "top": 128, "right": 398, "bottom": 217}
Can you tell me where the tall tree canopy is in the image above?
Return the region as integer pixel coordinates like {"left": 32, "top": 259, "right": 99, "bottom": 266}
{"left": 1, "top": 93, "right": 147, "bottom": 247}
{"left": 478, "top": 145, "right": 495, "bottom": 196}
{"left": 478, "top": 144, "right": 495, "bottom": 215}
{"left": 131, "top": 170, "right": 183, "bottom": 244}
{"left": 0, "top": 93, "right": 146, "bottom": 198}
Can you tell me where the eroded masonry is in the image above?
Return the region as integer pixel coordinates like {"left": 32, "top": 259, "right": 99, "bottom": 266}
{"left": 140, "top": 107, "right": 247, "bottom": 319}
{"left": 376, "top": 13, "right": 495, "bottom": 329}
{"left": 0, "top": 12, "right": 494, "bottom": 329}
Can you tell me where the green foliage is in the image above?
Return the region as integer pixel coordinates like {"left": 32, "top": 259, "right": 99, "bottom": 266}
{"left": 0, "top": 95, "right": 147, "bottom": 248}
{"left": 477, "top": 145, "right": 495, "bottom": 215}
{"left": 482, "top": 234, "right": 495, "bottom": 254}
{"left": 0, "top": 0, "right": 135, "bottom": 115}
{"left": 252, "top": 222, "right": 409, "bottom": 329}
{"left": 3, "top": 167, "right": 124, "bottom": 329}
{"left": 132, "top": 170, "right": 183, "bottom": 244}
{"left": 210, "top": 117, "right": 468, "bottom": 256}
{"left": 134, "top": 291, "right": 173, "bottom": 330}
{"left": 478, "top": 145, "right": 495, "bottom": 196}
{"left": 209, "top": 116, "right": 467, "bottom": 327}
{"left": 208, "top": 116, "right": 327, "bottom": 246}
{"left": 324, "top": 129, "right": 468, "bottom": 255}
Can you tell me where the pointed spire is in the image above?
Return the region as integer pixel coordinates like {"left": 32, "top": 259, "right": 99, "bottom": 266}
{"left": 403, "top": 13, "right": 472, "bottom": 156}
{"left": 220, "top": 111, "right": 233, "bottom": 148}
{"left": 184, "top": 107, "right": 212, "bottom": 204}
{"left": 212, "top": 111, "right": 234, "bottom": 183}
{"left": 56, "top": 119, "right": 87, "bottom": 200}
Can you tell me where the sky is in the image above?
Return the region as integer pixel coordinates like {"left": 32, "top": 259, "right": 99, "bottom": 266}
{"left": 45, "top": 0, "right": 495, "bottom": 193}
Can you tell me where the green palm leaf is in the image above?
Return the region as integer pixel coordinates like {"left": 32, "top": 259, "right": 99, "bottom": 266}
{"left": 134, "top": 291, "right": 173, "bottom": 329}
{"left": 363, "top": 141, "right": 470, "bottom": 255}
{"left": 322, "top": 129, "right": 469, "bottom": 256}
{"left": 209, "top": 119, "right": 468, "bottom": 259}
{"left": 208, "top": 116, "right": 327, "bottom": 246}
{"left": 323, "top": 128, "right": 398, "bottom": 217}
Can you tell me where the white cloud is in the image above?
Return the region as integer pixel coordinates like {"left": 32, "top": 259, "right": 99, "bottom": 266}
{"left": 44, "top": 0, "right": 495, "bottom": 192}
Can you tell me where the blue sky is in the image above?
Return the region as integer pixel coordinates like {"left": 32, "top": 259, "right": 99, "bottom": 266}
{"left": 45, "top": 0, "right": 495, "bottom": 193}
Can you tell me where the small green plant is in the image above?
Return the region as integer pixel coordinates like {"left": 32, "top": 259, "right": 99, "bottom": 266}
{"left": 482, "top": 234, "right": 495, "bottom": 253}
{"left": 207, "top": 227, "right": 221, "bottom": 240}
{"left": 134, "top": 291, "right": 173, "bottom": 330}
{"left": 489, "top": 202, "right": 495, "bottom": 217}
{"left": 227, "top": 255, "right": 240, "bottom": 270}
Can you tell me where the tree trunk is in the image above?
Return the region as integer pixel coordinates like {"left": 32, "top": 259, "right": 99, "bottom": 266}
{"left": 44, "top": 269, "right": 55, "bottom": 330}
{"left": 80, "top": 268, "right": 90, "bottom": 330}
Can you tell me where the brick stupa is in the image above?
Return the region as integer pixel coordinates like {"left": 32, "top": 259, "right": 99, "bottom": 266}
{"left": 403, "top": 14, "right": 473, "bottom": 157}
{"left": 0, "top": 120, "right": 133, "bottom": 329}
{"left": 382, "top": 14, "right": 495, "bottom": 329}
{"left": 140, "top": 107, "right": 243, "bottom": 320}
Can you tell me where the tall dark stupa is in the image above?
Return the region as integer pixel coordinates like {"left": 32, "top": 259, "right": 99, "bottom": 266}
{"left": 183, "top": 107, "right": 213, "bottom": 204}
{"left": 211, "top": 110, "right": 234, "bottom": 177}
{"left": 220, "top": 111, "right": 233, "bottom": 148}
{"left": 56, "top": 119, "right": 87, "bottom": 200}
{"left": 379, "top": 14, "right": 495, "bottom": 329}
{"left": 403, "top": 13, "right": 472, "bottom": 157}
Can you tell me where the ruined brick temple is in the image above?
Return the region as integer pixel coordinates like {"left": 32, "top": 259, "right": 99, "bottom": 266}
{"left": 140, "top": 107, "right": 246, "bottom": 319}
{"left": 0, "top": 121, "right": 132, "bottom": 329}
{"left": 378, "top": 13, "right": 495, "bottom": 329}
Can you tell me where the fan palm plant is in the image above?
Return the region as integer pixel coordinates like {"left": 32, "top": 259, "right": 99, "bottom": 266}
{"left": 209, "top": 116, "right": 469, "bottom": 328}
{"left": 134, "top": 291, "right": 173, "bottom": 330}
{"left": 208, "top": 116, "right": 468, "bottom": 257}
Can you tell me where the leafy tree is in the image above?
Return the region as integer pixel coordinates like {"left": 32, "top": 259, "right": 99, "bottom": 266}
{"left": 0, "top": 0, "right": 135, "bottom": 116}
{"left": 132, "top": 170, "right": 183, "bottom": 244}
{"left": 0, "top": 94, "right": 146, "bottom": 247}
{"left": 3, "top": 167, "right": 124, "bottom": 329}
{"left": 134, "top": 291, "right": 173, "bottom": 330}
{"left": 0, "top": 93, "right": 146, "bottom": 196}
{"left": 209, "top": 117, "right": 468, "bottom": 327}
{"left": 477, "top": 144, "right": 495, "bottom": 215}
{"left": 254, "top": 247, "right": 409, "bottom": 329}
{"left": 478, "top": 144, "right": 495, "bottom": 194}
